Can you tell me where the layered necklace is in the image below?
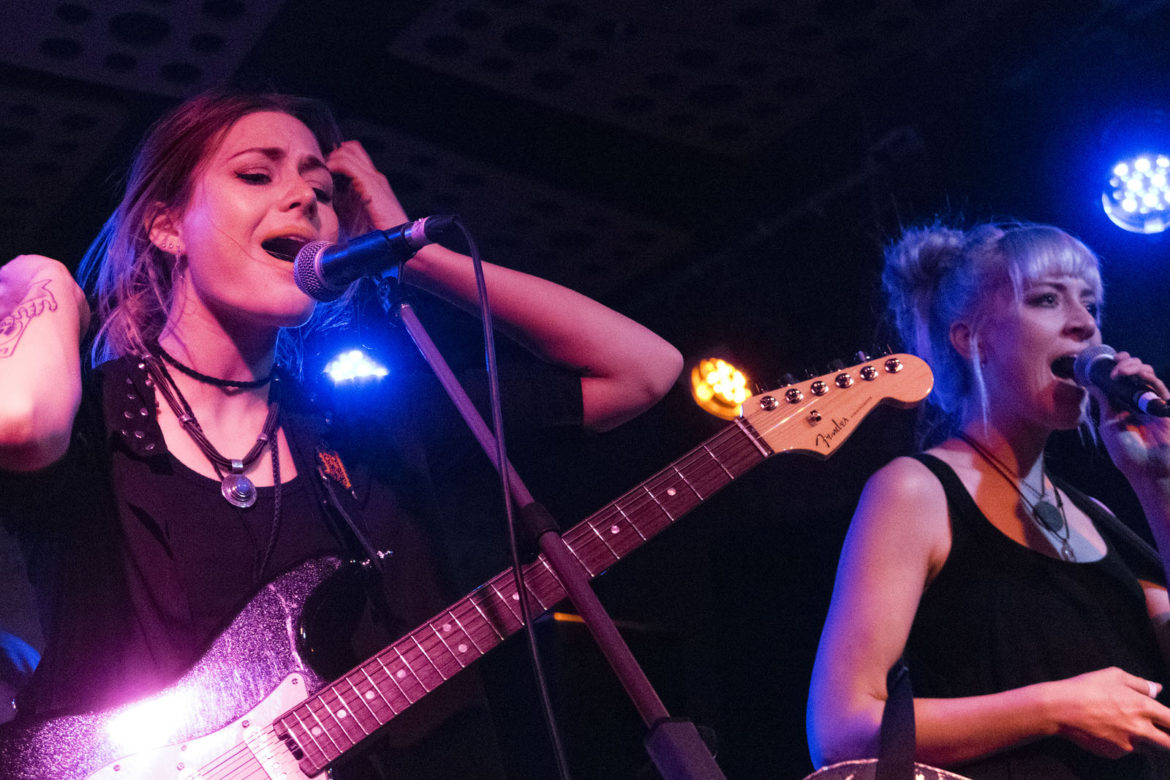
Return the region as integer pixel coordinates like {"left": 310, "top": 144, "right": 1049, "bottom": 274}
{"left": 955, "top": 431, "right": 1075, "bottom": 562}
{"left": 144, "top": 347, "right": 280, "bottom": 510}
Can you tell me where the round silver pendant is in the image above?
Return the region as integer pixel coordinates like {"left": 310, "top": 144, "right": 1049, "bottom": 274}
{"left": 222, "top": 472, "right": 257, "bottom": 508}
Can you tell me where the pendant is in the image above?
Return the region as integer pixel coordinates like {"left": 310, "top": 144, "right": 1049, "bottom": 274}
{"left": 221, "top": 459, "right": 257, "bottom": 508}
{"left": 1033, "top": 500, "right": 1065, "bottom": 533}
{"left": 1059, "top": 540, "right": 1076, "bottom": 562}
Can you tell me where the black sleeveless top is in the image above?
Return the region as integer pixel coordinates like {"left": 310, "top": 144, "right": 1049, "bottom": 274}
{"left": 905, "top": 454, "right": 1170, "bottom": 780}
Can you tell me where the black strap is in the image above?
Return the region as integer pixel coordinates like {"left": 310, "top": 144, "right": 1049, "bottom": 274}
{"left": 876, "top": 659, "right": 916, "bottom": 780}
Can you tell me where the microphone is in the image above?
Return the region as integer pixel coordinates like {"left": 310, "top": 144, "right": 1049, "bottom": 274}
{"left": 294, "top": 215, "right": 456, "bottom": 301}
{"left": 1061, "top": 344, "right": 1170, "bottom": 417}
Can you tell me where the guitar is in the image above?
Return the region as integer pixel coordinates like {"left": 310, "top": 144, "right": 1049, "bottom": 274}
{"left": 0, "top": 354, "right": 932, "bottom": 779}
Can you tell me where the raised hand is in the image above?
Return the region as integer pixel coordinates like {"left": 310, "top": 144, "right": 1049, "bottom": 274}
{"left": 325, "top": 140, "right": 409, "bottom": 232}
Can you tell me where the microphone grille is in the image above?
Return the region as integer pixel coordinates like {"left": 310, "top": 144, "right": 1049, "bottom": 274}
{"left": 294, "top": 240, "right": 344, "bottom": 302}
{"left": 1073, "top": 344, "right": 1116, "bottom": 386}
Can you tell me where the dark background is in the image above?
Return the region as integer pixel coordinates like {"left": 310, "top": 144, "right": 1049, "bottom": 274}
{"left": 3, "top": 0, "right": 1170, "bottom": 776}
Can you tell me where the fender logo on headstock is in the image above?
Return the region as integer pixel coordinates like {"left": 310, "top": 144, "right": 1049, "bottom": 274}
{"left": 814, "top": 415, "right": 851, "bottom": 451}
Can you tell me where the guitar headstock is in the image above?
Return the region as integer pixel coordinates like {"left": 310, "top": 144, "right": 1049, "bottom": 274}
{"left": 740, "top": 354, "right": 932, "bottom": 459}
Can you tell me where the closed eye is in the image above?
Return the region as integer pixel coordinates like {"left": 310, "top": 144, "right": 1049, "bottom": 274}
{"left": 237, "top": 172, "right": 270, "bottom": 185}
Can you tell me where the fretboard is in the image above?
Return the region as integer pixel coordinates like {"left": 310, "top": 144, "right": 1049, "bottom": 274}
{"left": 274, "top": 418, "right": 770, "bottom": 774}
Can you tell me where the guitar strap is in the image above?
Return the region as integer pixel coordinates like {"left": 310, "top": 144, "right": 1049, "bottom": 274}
{"left": 876, "top": 659, "right": 916, "bottom": 780}
{"left": 281, "top": 408, "right": 387, "bottom": 573}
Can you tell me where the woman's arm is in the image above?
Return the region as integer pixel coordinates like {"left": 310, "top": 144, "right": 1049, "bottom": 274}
{"left": 326, "top": 141, "right": 683, "bottom": 432}
{"left": 0, "top": 255, "right": 88, "bottom": 472}
{"left": 807, "top": 455, "right": 1170, "bottom": 769}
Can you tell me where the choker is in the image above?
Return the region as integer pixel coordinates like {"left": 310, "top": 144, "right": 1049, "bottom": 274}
{"left": 157, "top": 344, "right": 273, "bottom": 389}
{"left": 956, "top": 431, "right": 1074, "bottom": 561}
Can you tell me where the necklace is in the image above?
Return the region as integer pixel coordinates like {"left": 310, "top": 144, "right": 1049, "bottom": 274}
{"left": 144, "top": 355, "right": 281, "bottom": 509}
{"left": 955, "top": 431, "right": 1075, "bottom": 562}
{"left": 157, "top": 344, "right": 274, "bottom": 389}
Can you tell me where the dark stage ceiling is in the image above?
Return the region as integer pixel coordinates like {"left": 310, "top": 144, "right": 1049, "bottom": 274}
{"left": 3, "top": 0, "right": 1170, "bottom": 776}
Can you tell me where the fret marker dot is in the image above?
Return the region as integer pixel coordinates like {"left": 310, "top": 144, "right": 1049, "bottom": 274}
{"left": 457, "top": 643, "right": 469, "bottom": 653}
{"left": 667, "top": 487, "right": 677, "bottom": 496}
{"left": 396, "top": 670, "right": 407, "bottom": 679}
{"left": 311, "top": 726, "right": 322, "bottom": 736}
{"left": 609, "top": 524, "right": 620, "bottom": 535}
{"left": 512, "top": 594, "right": 519, "bottom": 601}
{"left": 442, "top": 623, "right": 452, "bottom": 633}
{"left": 337, "top": 709, "right": 348, "bottom": 719}
{"left": 365, "top": 691, "right": 375, "bottom": 700}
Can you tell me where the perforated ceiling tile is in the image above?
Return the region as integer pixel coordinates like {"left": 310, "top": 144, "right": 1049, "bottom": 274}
{"left": 342, "top": 119, "right": 689, "bottom": 297}
{"left": 0, "top": 0, "right": 288, "bottom": 97}
{"left": 0, "top": 86, "right": 127, "bottom": 260}
{"left": 390, "top": 0, "right": 1011, "bottom": 156}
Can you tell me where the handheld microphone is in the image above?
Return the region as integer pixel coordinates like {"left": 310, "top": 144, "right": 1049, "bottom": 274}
{"left": 1061, "top": 344, "right": 1170, "bottom": 417}
{"left": 294, "top": 215, "right": 456, "bottom": 302}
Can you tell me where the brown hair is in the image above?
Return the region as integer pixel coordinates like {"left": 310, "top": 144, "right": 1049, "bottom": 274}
{"left": 79, "top": 89, "right": 368, "bottom": 370}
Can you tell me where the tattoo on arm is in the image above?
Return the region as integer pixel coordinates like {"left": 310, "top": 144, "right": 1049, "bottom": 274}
{"left": 0, "top": 279, "right": 58, "bottom": 359}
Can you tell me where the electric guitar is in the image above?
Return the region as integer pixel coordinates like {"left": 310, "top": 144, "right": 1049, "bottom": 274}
{"left": 0, "top": 354, "right": 932, "bottom": 779}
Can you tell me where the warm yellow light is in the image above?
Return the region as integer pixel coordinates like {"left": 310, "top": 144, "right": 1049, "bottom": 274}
{"left": 691, "top": 357, "right": 750, "bottom": 419}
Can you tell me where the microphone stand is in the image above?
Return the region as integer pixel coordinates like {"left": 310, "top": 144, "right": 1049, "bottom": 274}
{"left": 381, "top": 284, "right": 724, "bottom": 780}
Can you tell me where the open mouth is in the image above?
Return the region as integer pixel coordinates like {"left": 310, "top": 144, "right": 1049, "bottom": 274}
{"left": 1051, "top": 355, "right": 1077, "bottom": 381}
{"left": 261, "top": 236, "right": 308, "bottom": 263}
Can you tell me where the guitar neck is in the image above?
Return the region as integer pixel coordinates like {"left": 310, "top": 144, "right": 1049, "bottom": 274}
{"left": 274, "top": 353, "right": 932, "bottom": 774}
{"left": 275, "top": 418, "right": 770, "bottom": 773}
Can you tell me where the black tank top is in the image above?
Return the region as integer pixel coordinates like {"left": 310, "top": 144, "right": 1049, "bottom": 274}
{"left": 905, "top": 453, "right": 1170, "bottom": 779}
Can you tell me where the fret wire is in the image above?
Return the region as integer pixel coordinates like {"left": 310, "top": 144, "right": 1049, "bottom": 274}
{"left": 641, "top": 484, "right": 678, "bottom": 521}
{"left": 317, "top": 686, "right": 363, "bottom": 742}
{"left": 585, "top": 518, "right": 619, "bottom": 558}
{"left": 359, "top": 664, "right": 398, "bottom": 718}
{"left": 586, "top": 512, "right": 639, "bottom": 558}
{"left": 731, "top": 416, "right": 771, "bottom": 457}
{"left": 409, "top": 633, "right": 449, "bottom": 681}
{"left": 487, "top": 579, "right": 524, "bottom": 625}
{"left": 429, "top": 623, "right": 468, "bottom": 669}
{"left": 466, "top": 593, "right": 508, "bottom": 640}
{"left": 564, "top": 528, "right": 616, "bottom": 577}
{"left": 325, "top": 684, "right": 371, "bottom": 738}
{"left": 391, "top": 645, "right": 431, "bottom": 694}
{"left": 343, "top": 676, "right": 379, "bottom": 730}
{"left": 290, "top": 707, "right": 334, "bottom": 764}
{"left": 303, "top": 695, "right": 353, "bottom": 751}
{"left": 702, "top": 442, "right": 735, "bottom": 479}
{"left": 447, "top": 606, "right": 488, "bottom": 653}
{"left": 614, "top": 503, "right": 648, "bottom": 540}
{"left": 475, "top": 583, "right": 522, "bottom": 633}
{"left": 668, "top": 463, "right": 704, "bottom": 500}
{"left": 533, "top": 558, "right": 562, "bottom": 608}
{"left": 560, "top": 532, "right": 597, "bottom": 577}
{"left": 373, "top": 653, "right": 414, "bottom": 703}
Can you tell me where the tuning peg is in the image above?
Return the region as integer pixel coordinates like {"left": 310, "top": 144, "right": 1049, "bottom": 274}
{"left": 776, "top": 372, "right": 797, "bottom": 388}
{"left": 853, "top": 350, "right": 870, "bottom": 363}
{"left": 827, "top": 359, "right": 845, "bottom": 371}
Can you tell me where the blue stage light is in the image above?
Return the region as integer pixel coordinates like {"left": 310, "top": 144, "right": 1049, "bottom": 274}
{"left": 324, "top": 349, "right": 389, "bottom": 383}
{"left": 1103, "top": 154, "right": 1170, "bottom": 233}
{"left": 1100, "top": 111, "right": 1170, "bottom": 234}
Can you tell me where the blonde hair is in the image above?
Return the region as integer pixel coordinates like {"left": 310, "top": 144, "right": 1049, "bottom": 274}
{"left": 78, "top": 89, "right": 370, "bottom": 374}
{"left": 882, "top": 221, "right": 1102, "bottom": 431}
